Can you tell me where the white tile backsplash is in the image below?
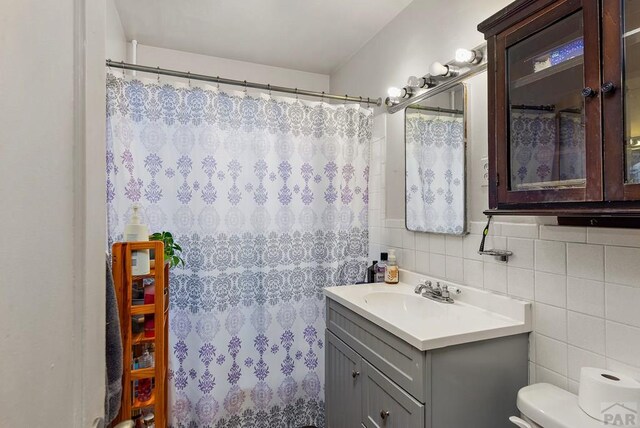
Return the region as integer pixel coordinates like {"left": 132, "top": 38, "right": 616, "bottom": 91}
{"left": 507, "top": 237, "right": 534, "bottom": 269}
{"left": 445, "top": 256, "right": 464, "bottom": 282}
{"left": 606, "top": 321, "right": 640, "bottom": 367}
{"left": 567, "top": 311, "right": 606, "bottom": 354}
{"left": 605, "top": 246, "right": 640, "bottom": 287}
{"left": 429, "top": 234, "right": 446, "bottom": 255}
{"left": 567, "top": 277, "right": 605, "bottom": 317}
{"left": 540, "top": 225, "right": 587, "bottom": 243}
{"left": 567, "top": 243, "right": 604, "bottom": 281}
{"left": 536, "top": 334, "right": 568, "bottom": 376}
{"left": 535, "top": 271, "right": 567, "bottom": 307}
{"left": 535, "top": 303, "right": 567, "bottom": 341}
{"left": 535, "top": 240, "right": 567, "bottom": 274}
{"left": 507, "top": 267, "right": 534, "bottom": 300}
{"left": 606, "top": 283, "right": 640, "bottom": 328}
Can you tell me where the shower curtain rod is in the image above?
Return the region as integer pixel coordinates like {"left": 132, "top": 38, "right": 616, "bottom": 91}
{"left": 106, "top": 60, "right": 383, "bottom": 106}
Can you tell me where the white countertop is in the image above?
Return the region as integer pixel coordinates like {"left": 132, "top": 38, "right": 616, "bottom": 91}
{"left": 324, "top": 269, "right": 532, "bottom": 351}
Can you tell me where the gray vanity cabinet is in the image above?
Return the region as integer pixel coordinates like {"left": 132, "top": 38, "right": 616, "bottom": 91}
{"left": 326, "top": 332, "right": 362, "bottom": 428}
{"left": 325, "top": 298, "right": 529, "bottom": 428}
{"left": 361, "top": 360, "right": 424, "bottom": 428}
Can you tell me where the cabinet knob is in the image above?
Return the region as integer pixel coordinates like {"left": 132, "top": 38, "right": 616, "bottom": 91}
{"left": 351, "top": 370, "right": 360, "bottom": 378}
{"left": 380, "top": 410, "right": 390, "bottom": 420}
{"left": 601, "top": 81, "right": 616, "bottom": 94}
{"left": 581, "top": 87, "right": 597, "bottom": 98}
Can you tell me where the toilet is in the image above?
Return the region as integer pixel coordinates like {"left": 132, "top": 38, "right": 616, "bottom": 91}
{"left": 509, "top": 383, "right": 605, "bottom": 428}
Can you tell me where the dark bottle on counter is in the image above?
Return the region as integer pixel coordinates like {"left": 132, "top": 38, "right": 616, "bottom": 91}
{"left": 375, "top": 252, "right": 388, "bottom": 282}
{"left": 367, "top": 260, "right": 378, "bottom": 283}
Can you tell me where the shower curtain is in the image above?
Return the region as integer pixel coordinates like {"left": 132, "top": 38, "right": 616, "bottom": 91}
{"left": 405, "top": 112, "right": 464, "bottom": 234}
{"left": 106, "top": 74, "right": 372, "bottom": 427}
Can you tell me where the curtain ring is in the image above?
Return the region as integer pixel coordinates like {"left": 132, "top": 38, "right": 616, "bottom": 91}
{"left": 344, "top": 94, "right": 348, "bottom": 105}
{"left": 216, "top": 76, "right": 220, "bottom": 90}
{"left": 267, "top": 84, "right": 272, "bottom": 98}
{"left": 187, "top": 71, "right": 191, "bottom": 87}
{"left": 295, "top": 88, "right": 299, "bottom": 100}
{"left": 156, "top": 66, "right": 160, "bottom": 83}
{"left": 121, "top": 61, "right": 126, "bottom": 78}
{"left": 243, "top": 80, "right": 248, "bottom": 94}
{"left": 366, "top": 97, "right": 371, "bottom": 107}
{"left": 321, "top": 91, "right": 325, "bottom": 103}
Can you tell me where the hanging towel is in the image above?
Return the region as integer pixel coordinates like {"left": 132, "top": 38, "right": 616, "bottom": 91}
{"left": 105, "top": 258, "right": 123, "bottom": 424}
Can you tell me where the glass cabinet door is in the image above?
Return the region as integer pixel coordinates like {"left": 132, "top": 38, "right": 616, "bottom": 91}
{"left": 603, "top": 0, "right": 640, "bottom": 200}
{"left": 496, "top": 0, "right": 602, "bottom": 205}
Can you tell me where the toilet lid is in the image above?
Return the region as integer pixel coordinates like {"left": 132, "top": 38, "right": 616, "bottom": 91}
{"left": 517, "top": 383, "right": 605, "bottom": 428}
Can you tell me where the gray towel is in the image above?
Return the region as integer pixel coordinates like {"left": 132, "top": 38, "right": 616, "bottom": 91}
{"left": 105, "top": 258, "right": 123, "bottom": 424}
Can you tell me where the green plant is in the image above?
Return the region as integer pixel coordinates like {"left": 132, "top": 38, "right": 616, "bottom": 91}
{"left": 149, "top": 231, "right": 185, "bottom": 268}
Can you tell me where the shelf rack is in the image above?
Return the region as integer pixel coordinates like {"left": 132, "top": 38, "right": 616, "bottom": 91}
{"left": 112, "top": 241, "right": 168, "bottom": 427}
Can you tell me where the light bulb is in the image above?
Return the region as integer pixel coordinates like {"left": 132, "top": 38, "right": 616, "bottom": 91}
{"left": 455, "top": 48, "right": 483, "bottom": 64}
{"left": 429, "top": 62, "right": 450, "bottom": 77}
{"left": 406, "top": 76, "right": 421, "bottom": 88}
{"left": 387, "top": 87, "right": 403, "bottom": 98}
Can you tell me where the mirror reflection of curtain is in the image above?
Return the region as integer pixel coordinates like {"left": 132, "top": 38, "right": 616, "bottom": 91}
{"left": 405, "top": 112, "right": 464, "bottom": 234}
{"left": 510, "top": 109, "right": 585, "bottom": 188}
{"left": 510, "top": 110, "right": 557, "bottom": 187}
{"left": 558, "top": 112, "right": 585, "bottom": 180}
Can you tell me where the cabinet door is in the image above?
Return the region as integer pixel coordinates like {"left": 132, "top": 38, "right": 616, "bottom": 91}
{"left": 603, "top": 0, "right": 640, "bottom": 201}
{"left": 361, "top": 361, "right": 424, "bottom": 428}
{"left": 493, "top": 0, "right": 602, "bottom": 206}
{"left": 326, "top": 331, "right": 362, "bottom": 428}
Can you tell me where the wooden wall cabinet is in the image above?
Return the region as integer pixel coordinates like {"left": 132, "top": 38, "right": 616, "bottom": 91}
{"left": 479, "top": 0, "right": 640, "bottom": 219}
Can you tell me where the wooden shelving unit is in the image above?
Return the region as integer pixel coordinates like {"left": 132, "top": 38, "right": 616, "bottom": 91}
{"left": 112, "top": 241, "right": 169, "bottom": 427}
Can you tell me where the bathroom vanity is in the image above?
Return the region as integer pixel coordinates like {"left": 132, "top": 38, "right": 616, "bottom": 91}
{"left": 324, "top": 271, "right": 532, "bottom": 428}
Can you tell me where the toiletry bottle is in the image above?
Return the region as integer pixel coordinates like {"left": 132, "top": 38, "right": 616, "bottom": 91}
{"left": 375, "top": 253, "right": 388, "bottom": 282}
{"left": 385, "top": 250, "right": 399, "bottom": 284}
{"left": 367, "top": 260, "right": 378, "bottom": 283}
{"left": 124, "top": 204, "right": 151, "bottom": 275}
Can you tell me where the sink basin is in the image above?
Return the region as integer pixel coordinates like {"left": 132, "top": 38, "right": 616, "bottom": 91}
{"left": 363, "top": 291, "right": 445, "bottom": 317}
{"left": 324, "top": 272, "right": 531, "bottom": 351}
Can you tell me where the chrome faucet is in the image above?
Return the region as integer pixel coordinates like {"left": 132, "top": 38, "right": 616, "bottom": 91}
{"left": 414, "top": 280, "right": 432, "bottom": 294}
{"left": 417, "top": 281, "right": 461, "bottom": 304}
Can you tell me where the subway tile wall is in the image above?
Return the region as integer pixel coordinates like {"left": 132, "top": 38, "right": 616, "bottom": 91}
{"left": 367, "top": 137, "right": 640, "bottom": 394}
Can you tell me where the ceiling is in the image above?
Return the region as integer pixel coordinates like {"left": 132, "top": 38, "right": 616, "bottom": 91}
{"left": 114, "top": 0, "right": 414, "bottom": 75}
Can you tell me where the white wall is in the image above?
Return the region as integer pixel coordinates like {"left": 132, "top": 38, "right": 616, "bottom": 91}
{"left": 127, "top": 44, "right": 330, "bottom": 93}
{"left": 106, "top": 0, "right": 127, "bottom": 61}
{"left": 339, "top": 0, "right": 640, "bottom": 393}
{"left": 1, "top": 0, "right": 106, "bottom": 426}
{"left": 332, "top": 0, "right": 512, "bottom": 220}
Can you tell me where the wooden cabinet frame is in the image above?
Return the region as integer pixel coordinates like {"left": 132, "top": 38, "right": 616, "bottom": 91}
{"left": 480, "top": 0, "right": 640, "bottom": 218}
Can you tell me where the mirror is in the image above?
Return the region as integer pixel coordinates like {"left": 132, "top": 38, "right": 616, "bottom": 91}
{"left": 405, "top": 83, "right": 466, "bottom": 235}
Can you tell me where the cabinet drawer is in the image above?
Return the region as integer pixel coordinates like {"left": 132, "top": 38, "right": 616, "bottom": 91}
{"left": 362, "top": 360, "right": 425, "bottom": 428}
{"left": 327, "top": 299, "right": 428, "bottom": 402}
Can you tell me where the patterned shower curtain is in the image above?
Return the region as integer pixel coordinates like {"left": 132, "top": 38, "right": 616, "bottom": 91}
{"left": 106, "top": 74, "right": 372, "bottom": 427}
{"left": 405, "top": 112, "right": 464, "bottom": 234}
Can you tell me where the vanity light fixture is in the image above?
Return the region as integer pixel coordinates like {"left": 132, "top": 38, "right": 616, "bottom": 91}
{"left": 387, "top": 86, "right": 407, "bottom": 99}
{"left": 429, "top": 61, "right": 460, "bottom": 78}
{"left": 455, "top": 48, "right": 483, "bottom": 64}
{"left": 407, "top": 75, "right": 436, "bottom": 90}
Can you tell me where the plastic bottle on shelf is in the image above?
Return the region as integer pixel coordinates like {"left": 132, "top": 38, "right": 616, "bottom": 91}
{"left": 124, "top": 204, "right": 150, "bottom": 275}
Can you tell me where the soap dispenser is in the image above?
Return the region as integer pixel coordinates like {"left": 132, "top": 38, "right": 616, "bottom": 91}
{"left": 124, "top": 204, "right": 150, "bottom": 275}
{"left": 385, "top": 249, "right": 399, "bottom": 284}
